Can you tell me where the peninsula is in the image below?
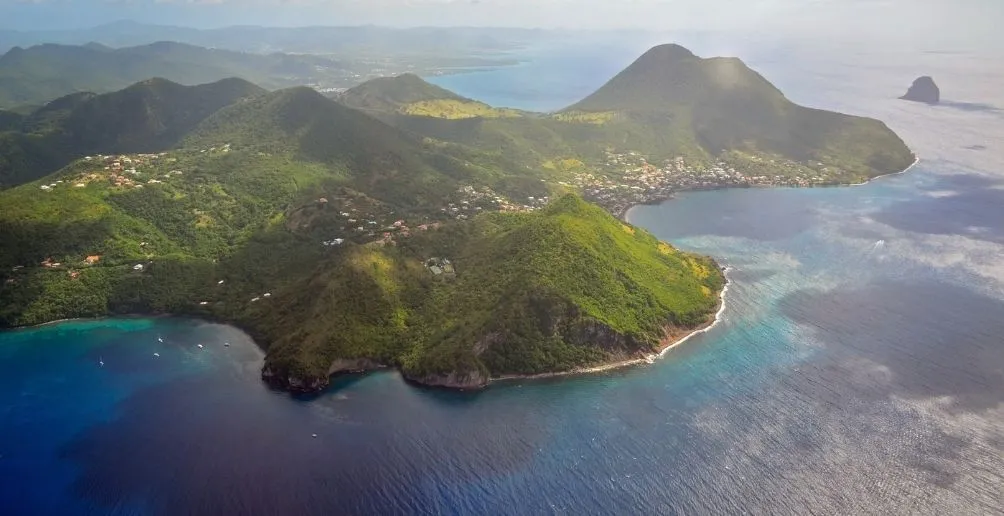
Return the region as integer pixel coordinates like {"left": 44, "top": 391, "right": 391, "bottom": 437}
{"left": 0, "top": 44, "right": 914, "bottom": 392}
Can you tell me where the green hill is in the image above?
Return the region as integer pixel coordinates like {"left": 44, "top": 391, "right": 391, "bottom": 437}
{"left": 186, "top": 85, "right": 513, "bottom": 208}
{"left": 339, "top": 73, "right": 467, "bottom": 113}
{"left": 563, "top": 44, "right": 915, "bottom": 175}
{"left": 338, "top": 45, "right": 914, "bottom": 182}
{"left": 0, "top": 77, "right": 265, "bottom": 188}
{"left": 341, "top": 73, "right": 524, "bottom": 120}
{"left": 256, "top": 193, "right": 724, "bottom": 390}
{"left": 0, "top": 41, "right": 345, "bottom": 109}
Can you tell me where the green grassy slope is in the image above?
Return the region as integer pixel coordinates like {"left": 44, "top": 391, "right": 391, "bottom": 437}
{"left": 252, "top": 194, "right": 724, "bottom": 388}
{"left": 404, "top": 194, "right": 723, "bottom": 381}
{"left": 0, "top": 77, "right": 265, "bottom": 189}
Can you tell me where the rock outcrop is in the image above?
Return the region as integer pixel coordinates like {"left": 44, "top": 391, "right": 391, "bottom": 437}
{"left": 403, "top": 369, "right": 490, "bottom": 390}
{"left": 901, "top": 76, "right": 940, "bottom": 104}
{"left": 261, "top": 358, "right": 386, "bottom": 393}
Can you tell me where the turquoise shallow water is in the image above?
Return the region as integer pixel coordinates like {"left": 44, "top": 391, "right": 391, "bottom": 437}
{"left": 3, "top": 38, "right": 1004, "bottom": 515}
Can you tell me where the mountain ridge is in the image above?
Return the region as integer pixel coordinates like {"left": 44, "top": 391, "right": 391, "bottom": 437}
{"left": 339, "top": 43, "right": 914, "bottom": 181}
{"left": 0, "top": 77, "right": 265, "bottom": 188}
{"left": 0, "top": 41, "right": 343, "bottom": 109}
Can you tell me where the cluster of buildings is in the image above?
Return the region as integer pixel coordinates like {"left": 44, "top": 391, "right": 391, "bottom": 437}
{"left": 566, "top": 151, "right": 841, "bottom": 216}
{"left": 424, "top": 257, "right": 456, "bottom": 277}
{"left": 40, "top": 151, "right": 211, "bottom": 192}
{"left": 37, "top": 153, "right": 175, "bottom": 191}
{"left": 451, "top": 185, "right": 548, "bottom": 216}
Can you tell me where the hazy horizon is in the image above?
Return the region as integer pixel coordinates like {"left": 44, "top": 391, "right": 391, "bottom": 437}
{"left": 2, "top": 0, "right": 1001, "bottom": 51}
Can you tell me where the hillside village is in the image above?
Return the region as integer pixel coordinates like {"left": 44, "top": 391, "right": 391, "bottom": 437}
{"left": 25, "top": 142, "right": 859, "bottom": 273}
{"left": 566, "top": 150, "right": 854, "bottom": 216}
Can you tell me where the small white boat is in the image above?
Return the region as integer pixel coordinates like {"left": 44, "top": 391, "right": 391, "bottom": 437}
{"left": 158, "top": 337, "right": 163, "bottom": 343}
{"left": 197, "top": 344, "right": 204, "bottom": 349}
{"left": 224, "top": 342, "right": 230, "bottom": 347}
{"left": 312, "top": 434, "right": 318, "bottom": 438}
{"left": 153, "top": 353, "right": 160, "bottom": 357}
{"left": 99, "top": 358, "right": 104, "bottom": 367}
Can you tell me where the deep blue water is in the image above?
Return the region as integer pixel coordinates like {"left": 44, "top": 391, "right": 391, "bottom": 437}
{"left": 3, "top": 38, "right": 1004, "bottom": 515}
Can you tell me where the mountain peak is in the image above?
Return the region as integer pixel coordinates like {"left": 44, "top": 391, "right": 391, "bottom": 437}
{"left": 562, "top": 43, "right": 773, "bottom": 114}
{"left": 637, "top": 43, "right": 698, "bottom": 63}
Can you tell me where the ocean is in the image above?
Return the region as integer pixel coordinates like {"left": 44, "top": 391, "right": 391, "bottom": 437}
{"left": 2, "top": 35, "right": 1003, "bottom": 515}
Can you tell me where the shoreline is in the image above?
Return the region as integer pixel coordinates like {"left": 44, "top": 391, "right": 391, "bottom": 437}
{"left": 7, "top": 155, "right": 915, "bottom": 392}
{"left": 16, "top": 313, "right": 171, "bottom": 330}
{"left": 557, "top": 156, "right": 918, "bottom": 387}
{"left": 618, "top": 156, "right": 921, "bottom": 222}
{"left": 491, "top": 266, "right": 731, "bottom": 384}
{"left": 848, "top": 155, "right": 921, "bottom": 186}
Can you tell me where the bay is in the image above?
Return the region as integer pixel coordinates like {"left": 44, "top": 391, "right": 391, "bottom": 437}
{"left": 2, "top": 35, "right": 1003, "bottom": 515}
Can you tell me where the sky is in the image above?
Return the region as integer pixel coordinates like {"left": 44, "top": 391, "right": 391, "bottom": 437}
{"left": 0, "top": 0, "right": 1002, "bottom": 44}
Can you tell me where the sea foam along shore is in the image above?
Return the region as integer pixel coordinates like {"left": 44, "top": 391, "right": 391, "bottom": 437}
{"left": 492, "top": 265, "right": 731, "bottom": 383}
{"left": 849, "top": 155, "right": 921, "bottom": 186}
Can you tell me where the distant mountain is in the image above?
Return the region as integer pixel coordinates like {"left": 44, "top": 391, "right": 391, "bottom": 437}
{"left": 0, "top": 41, "right": 343, "bottom": 108}
{"left": 900, "top": 76, "right": 940, "bottom": 104}
{"left": 562, "top": 44, "right": 914, "bottom": 174}
{"left": 0, "top": 22, "right": 545, "bottom": 55}
{"left": 0, "top": 77, "right": 264, "bottom": 188}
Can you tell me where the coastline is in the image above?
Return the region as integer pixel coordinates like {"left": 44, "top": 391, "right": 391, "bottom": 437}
{"left": 18, "top": 313, "right": 172, "bottom": 330}
{"left": 6, "top": 155, "right": 915, "bottom": 392}
{"left": 618, "top": 156, "right": 921, "bottom": 222}
{"left": 848, "top": 155, "right": 920, "bottom": 186}
{"left": 570, "top": 156, "right": 919, "bottom": 385}
{"left": 491, "top": 266, "right": 730, "bottom": 384}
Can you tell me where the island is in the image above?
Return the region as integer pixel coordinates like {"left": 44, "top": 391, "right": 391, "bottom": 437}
{"left": 900, "top": 76, "right": 940, "bottom": 104}
{"left": 0, "top": 44, "right": 915, "bottom": 392}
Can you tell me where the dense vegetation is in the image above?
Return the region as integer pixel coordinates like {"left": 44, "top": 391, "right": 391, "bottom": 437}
{"left": 0, "top": 77, "right": 265, "bottom": 188}
{"left": 250, "top": 194, "right": 724, "bottom": 387}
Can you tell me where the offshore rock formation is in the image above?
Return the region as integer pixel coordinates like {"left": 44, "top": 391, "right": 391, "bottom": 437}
{"left": 901, "top": 76, "right": 940, "bottom": 104}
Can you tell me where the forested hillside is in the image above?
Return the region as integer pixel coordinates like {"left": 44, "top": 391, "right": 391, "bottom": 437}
{"left": 0, "top": 77, "right": 265, "bottom": 188}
